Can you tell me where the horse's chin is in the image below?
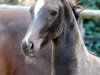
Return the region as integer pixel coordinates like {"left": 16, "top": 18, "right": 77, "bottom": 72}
{"left": 23, "top": 53, "right": 38, "bottom": 64}
{"left": 24, "top": 55, "right": 37, "bottom": 64}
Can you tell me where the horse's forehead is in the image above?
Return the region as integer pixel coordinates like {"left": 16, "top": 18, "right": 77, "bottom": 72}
{"left": 34, "top": 0, "right": 45, "bottom": 17}
{"left": 35, "top": 0, "right": 60, "bottom": 6}
{"left": 34, "top": 0, "right": 60, "bottom": 17}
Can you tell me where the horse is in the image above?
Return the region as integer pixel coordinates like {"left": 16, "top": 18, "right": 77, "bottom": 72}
{"left": 0, "top": 8, "right": 52, "bottom": 75}
{"left": 21, "top": 0, "right": 100, "bottom": 75}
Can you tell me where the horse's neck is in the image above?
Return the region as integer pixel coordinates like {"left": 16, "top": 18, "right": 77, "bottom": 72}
{"left": 52, "top": 19, "right": 89, "bottom": 75}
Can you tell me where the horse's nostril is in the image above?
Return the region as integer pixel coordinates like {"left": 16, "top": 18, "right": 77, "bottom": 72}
{"left": 22, "top": 41, "right": 37, "bottom": 57}
{"left": 28, "top": 42, "right": 35, "bottom": 53}
{"left": 22, "top": 42, "right": 27, "bottom": 49}
{"left": 21, "top": 42, "right": 29, "bottom": 54}
{"left": 21, "top": 41, "right": 35, "bottom": 54}
{"left": 29, "top": 42, "right": 34, "bottom": 50}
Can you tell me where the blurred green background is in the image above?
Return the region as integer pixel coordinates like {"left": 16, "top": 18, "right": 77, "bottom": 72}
{"left": 0, "top": 0, "right": 100, "bottom": 56}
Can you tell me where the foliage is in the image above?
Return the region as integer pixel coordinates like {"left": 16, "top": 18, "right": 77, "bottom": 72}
{"left": 79, "top": 0, "right": 100, "bottom": 57}
{"left": 10, "top": 0, "right": 25, "bottom": 4}
{"left": 0, "top": 0, "right": 25, "bottom": 4}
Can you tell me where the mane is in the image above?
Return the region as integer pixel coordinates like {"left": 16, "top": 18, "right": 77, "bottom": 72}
{"left": 71, "top": 2, "right": 85, "bottom": 37}
{"left": 77, "top": 17, "right": 85, "bottom": 37}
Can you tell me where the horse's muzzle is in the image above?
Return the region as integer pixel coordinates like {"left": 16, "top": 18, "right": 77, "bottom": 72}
{"left": 21, "top": 41, "right": 38, "bottom": 58}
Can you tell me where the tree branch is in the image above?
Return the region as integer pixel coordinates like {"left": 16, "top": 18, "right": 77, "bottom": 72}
{"left": 77, "top": 9, "right": 100, "bottom": 19}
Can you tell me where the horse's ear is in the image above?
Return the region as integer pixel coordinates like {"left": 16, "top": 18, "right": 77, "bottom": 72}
{"left": 68, "top": 0, "right": 79, "bottom": 19}
{"left": 61, "top": 0, "right": 74, "bottom": 18}
{"left": 61, "top": 0, "right": 76, "bottom": 8}
{"left": 61, "top": 0, "right": 77, "bottom": 23}
{"left": 69, "top": 0, "right": 76, "bottom": 8}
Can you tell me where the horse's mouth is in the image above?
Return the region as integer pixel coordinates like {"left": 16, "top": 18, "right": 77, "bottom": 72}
{"left": 23, "top": 51, "right": 38, "bottom": 64}
{"left": 28, "top": 52, "right": 38, "bottom": 58}
{"left": 21, "top": 44, "right": 38, "bottom": 58}
{"left": 22, "top": 49, "right": 38, "bottom": 59}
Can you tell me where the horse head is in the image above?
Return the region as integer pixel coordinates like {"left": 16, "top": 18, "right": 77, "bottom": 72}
{"left": 21, "top": 0, "right": 77, "bottom": 59}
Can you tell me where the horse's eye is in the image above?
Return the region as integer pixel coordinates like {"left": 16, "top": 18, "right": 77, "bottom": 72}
{"left": 50, "top": 11, "right": 58, "bottom": 17}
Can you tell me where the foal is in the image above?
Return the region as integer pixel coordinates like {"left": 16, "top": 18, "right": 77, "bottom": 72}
{"left": 21, "top": 0, "right": 100, "bottom": 75}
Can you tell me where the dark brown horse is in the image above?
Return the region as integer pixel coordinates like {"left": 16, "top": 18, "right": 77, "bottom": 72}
{"left": 21, "top": 0, "right": 100, "bottom": 75}
{"left": 0, "top": 9, "right": 52, "bottom": 75}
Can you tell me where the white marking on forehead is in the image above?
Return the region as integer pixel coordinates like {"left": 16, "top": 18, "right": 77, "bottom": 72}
{"left": 24, "top": 31, "right": 32, "bottom": 44}
{"left": 34, "top": 0, "right": 45, "bottom": 18}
